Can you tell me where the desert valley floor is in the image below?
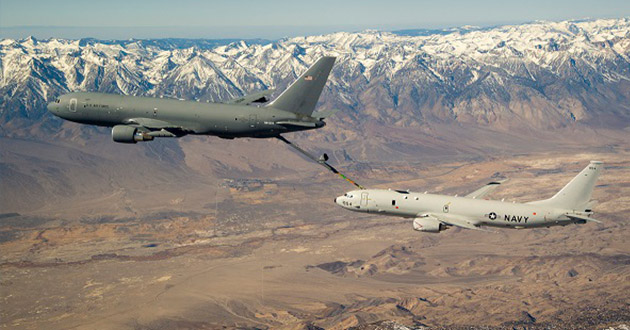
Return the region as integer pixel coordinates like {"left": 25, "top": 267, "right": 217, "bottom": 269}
{"left": 2, "top": 147, "right": 630, "bottom": 329}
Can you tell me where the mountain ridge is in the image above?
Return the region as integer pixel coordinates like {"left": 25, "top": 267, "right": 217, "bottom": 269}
{"left": 1, "top": 17, "right": 629, "bottom": 138}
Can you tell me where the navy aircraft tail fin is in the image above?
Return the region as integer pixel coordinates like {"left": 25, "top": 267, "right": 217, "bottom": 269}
{"left": 528, "top": 161, "right": 603, "bottom": 211}
{"left": 267, "top": 56, "right": 336, "bottom": 116}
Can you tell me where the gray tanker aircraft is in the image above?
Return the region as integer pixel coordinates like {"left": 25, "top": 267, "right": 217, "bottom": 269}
{"left": 48, "top": 57, "right": 337, "bottom": 143}
{"left": 335, "top": 162, "right": 603, "bottom": 233}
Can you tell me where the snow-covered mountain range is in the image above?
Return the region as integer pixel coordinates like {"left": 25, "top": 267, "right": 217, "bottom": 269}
{"left": 1, "top": 18, "right": 629, "bottom": 135}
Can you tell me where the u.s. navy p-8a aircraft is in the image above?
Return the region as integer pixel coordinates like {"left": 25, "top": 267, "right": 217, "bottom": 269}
{"left": 335, "top": 161, "right": 603, "bottom": 233}
{"left": 48, "top": 57, "right": 337, "bottom": 143}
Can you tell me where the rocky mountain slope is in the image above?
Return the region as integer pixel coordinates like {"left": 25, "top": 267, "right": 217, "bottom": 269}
{"left": 1, "top": 18, "right": 629, "bottom": 135}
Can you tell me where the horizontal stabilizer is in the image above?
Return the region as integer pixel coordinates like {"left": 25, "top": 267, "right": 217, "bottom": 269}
{"left": 566, "top": 214, "right": 601, "bottom": 223}
{"left": 226, "top": 89, "right": 275, "bottom": 105}
{"left": 275, "top": 120, "right": 318, "bottom": 128}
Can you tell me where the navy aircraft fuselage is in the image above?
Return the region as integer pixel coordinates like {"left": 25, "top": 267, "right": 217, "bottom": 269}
{"left": 335, "top": 162, "right": 603, "bottom": 233}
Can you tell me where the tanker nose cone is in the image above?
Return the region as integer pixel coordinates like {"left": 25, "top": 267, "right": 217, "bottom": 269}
{"left": 334, "top": 198, "right": 337, "bottom": 204}
{"left": 47, "top": 102, "right": 58, "bottom": 116}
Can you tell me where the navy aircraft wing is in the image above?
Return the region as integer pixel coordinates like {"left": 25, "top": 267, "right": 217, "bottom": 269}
{"left": 428, "top": 213, "right": 495, "bottom": 232}
{"left": 225, "top": 89, "right": 275, "bottom": 105}
{"left": 464, "top": 179, "right": 507, "bottom": 199}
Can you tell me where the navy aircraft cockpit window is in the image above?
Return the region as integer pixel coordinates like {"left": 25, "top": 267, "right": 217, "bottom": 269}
{"left": 392, "top": 200, "right": 396, "bottom": 206}
{"left": 394, "top": 190, "right": 409, "bottom": 194}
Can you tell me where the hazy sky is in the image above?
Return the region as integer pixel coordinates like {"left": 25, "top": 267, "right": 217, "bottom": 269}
{"left": 1, "top": 0, "right": 629, "bottom": 39}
